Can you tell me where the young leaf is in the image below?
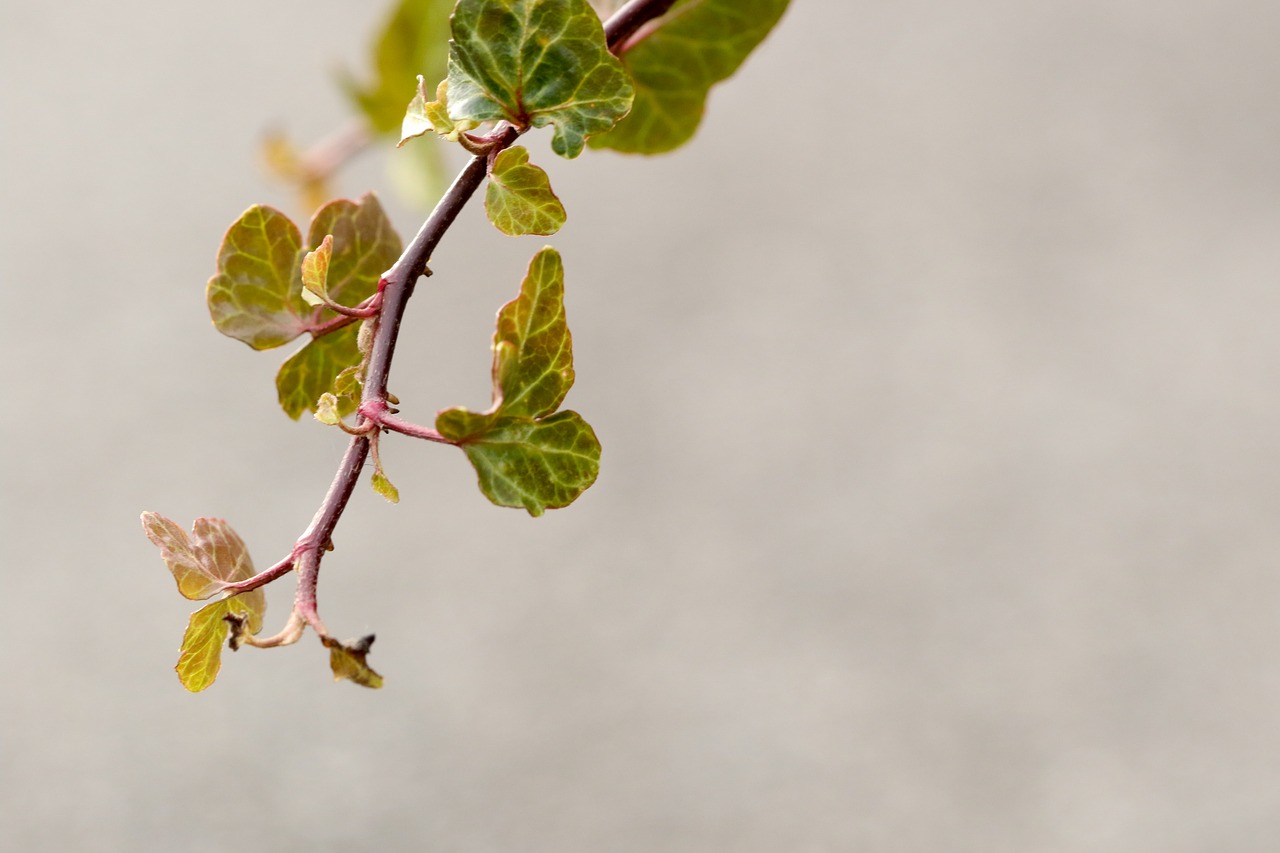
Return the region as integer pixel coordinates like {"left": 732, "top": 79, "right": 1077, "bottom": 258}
{"left": 306, "top": 194, "right": 401, "bottom": 309}
{"left": 400, "top": 77, "right": 479, "bottom": 146}
{"left": 436, "top": 247, "right": 601, "bottom": 515}
{"left": 446, "top": 0, "right": 634, "bottom": 158}
{"left": 323, "top": 635, "right": 384, "bottom": 688}
{"left": 141, "top": 513, "right": 255, "bottom": 601}
{"left": 589, "top": 0, "right": 791, "bottom": 154}
{"left": 174, "top": 593, "right": 266, "bottom": 693}
{"left": 300, "top": 234, "right": 334, "bottom": 307}
{"left": 206, "top": 206, "right": 310, "bottom": 349}
{"left": 314, "top": 392, "right": 342, "bottom": 425}
{"left": 340, "top": 0, "right": 454, "bottom": 134}
{"left": 371, "top": 470, "right": 401, "bottom": 504}
{"left": 485, "top": 146, "right": 567, "bottom": 236}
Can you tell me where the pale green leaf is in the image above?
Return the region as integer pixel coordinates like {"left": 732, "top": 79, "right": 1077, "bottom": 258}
{"left": 141, "top": 512, "right": 256, "bottom": 601}
{"left": 589, "top": 0, "right": 790, "bottom": 154}
{"left": 323, "top": 635, "right": 385, "bottom": 688}
{"left": 446, "top": 0, "right": 634, "bottom": 158}
{"left": 400, "top": 77, "right": 479, "bottom": 146}
{"left": 485, "top": 146, "right": 567, "bottom": 236}
{"left": 315, "top": 392, "right": 342, "bottom": 425}
{"left": 206, "top": 205, "right": 310, "bottom": 350}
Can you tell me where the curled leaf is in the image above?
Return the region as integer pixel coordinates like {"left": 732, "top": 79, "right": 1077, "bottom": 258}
{"left": 400, "top": 77, "right": 478, "bottom": 146}
{"left": 323, "top": 635, "right": 385, "bottom": 688}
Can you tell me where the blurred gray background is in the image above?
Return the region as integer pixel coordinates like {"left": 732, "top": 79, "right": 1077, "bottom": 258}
{"left": 4, "top": 0, "right": 1280, "bottom": 849}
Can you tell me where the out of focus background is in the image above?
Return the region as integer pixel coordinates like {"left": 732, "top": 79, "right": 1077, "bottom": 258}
{"left": 5, "top": 1, "right": 1280, "bottom": 849}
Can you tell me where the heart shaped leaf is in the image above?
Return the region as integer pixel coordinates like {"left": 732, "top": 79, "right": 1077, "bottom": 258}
{"left": 485, "top": 146, "right": 567, "bottom": 236}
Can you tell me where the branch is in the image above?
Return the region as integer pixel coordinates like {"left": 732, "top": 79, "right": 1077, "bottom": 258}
{"left": 247, "top": 0, "right": 678, "bottom": 635}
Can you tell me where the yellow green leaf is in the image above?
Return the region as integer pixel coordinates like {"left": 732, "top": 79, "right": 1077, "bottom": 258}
{"left": 141, "top": 512, "right": 256, "bottom": 600}
{"left": 371, "top": 471, "right": 400, "bottom": 504}
{"left": 173, "top": 592, "right": 265, "bottom": 693}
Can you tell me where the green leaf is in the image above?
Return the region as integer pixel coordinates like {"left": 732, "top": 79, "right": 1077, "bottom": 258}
{"left": 276, "top": 324, "right": 361, "bottom": 421}
{"left": 485, "top": 146, "right": 567, "bottom": 236}
{"left": 400, "top": 77, "right": 479, "bottom": 146}
{"left": 174, "top": 593, "right": 266, "bottom": 693}
{"left": 438, "top": 410, "right": 600, "bottom": 516}
{"left": 206, "top": 205, "right": 310, "bottom": 350}
{"left": 589, "top": 0, "right": 791, "bottom": 154}
{"left": 300, "top": 234, "right": 333, "bottom": 307}
{"left": 436, "top": 247, "right": 601, "bottom": 515}
{"left": 446, "top": 0, "right": 634, "bottom": 158}
{"left": 323, "top": 635, "right": 385, "bottom": 688}
{"left": 141, "top": 512, "right": 256, "bottom": 601}
{"left": 340, "top": 0, "right": 454, "bottom": 134}
{"left": 371, "top": 470, "right": 401, "bottom": 503}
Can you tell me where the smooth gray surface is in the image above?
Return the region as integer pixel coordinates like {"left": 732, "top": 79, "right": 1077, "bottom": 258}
{"left": 4, "top": 1, "right": 1280, "bottom": 850}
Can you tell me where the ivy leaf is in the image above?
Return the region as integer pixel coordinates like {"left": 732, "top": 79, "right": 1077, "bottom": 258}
{"left": 438, "top": 410, "right": 600, "bottom": 516}
{"left": 323, "top": 635, "right": 384, "bottom": 688}
{"left": 436, "top": 247, "right": 601, "bottom": 515}
{"left": 206, "top": 205, "right": 310, "bottom": 350}
{"left": 274, "top": 194, "right": 402, "bottom": 420}
{"left": 141, "top": 512, "right": 256, "bottom": 601}
{"left": 485, "top": 146, "right": 567, "bottom": 236}
{"left": 589, "top": 0, "right": 791, "bottom": 154}
{"left": 314, "top": 392, "right": 342, "bottom": 425}
{"left": 446, "top": 0, "right": 634, "bottom": 158}
{"left": 340, "top": 0, "right": 454, "bottom": 134}
{"left": 400, "top": 77, "right": 479, "bottom": 146}
{"left": 175, "top": 594, "right": 266, "bottom": 693}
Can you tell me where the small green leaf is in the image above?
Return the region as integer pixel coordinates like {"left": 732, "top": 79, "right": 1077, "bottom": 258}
{"left": 174, "top": 593, "right": 266, "bottom": 693}
{"left": 446, "top": 0, "right": 634, "bottom": 158}
{"left": 323, "top": 635, "right": 385, "bottom": 688}
{"left": 340, "top": 0, "right": 454, "bottom": 134}
{"left": 206, "top": 206, "right": 310, "bottom": 350}
{"left": 141, "top": 513, "right": 255, "bottom": 601}
{"left": 371, "top": 470, "right": 401, "bottom": 504}
{"left": 333, "top": 366, "right": 362, "bottom": 400}
{"left": 438, "top": 411, "right": 600, "bottom": 516}
{"left": 485, "top": 146, "right": 567, "bottom": 236}
{"left": 301, "top": 234, "right": 334, "bottom": 307}
{"left": 400, "top": 77, "right": 479, "bottom": 146}
{"left": 277, "top": 324, "right": 362, "bottom": 421}
{"left": 436, "top": 247, "right": 600, "bottom": 514}
{"left": 589, "top": 0, "right": 791, "bottom": 154}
